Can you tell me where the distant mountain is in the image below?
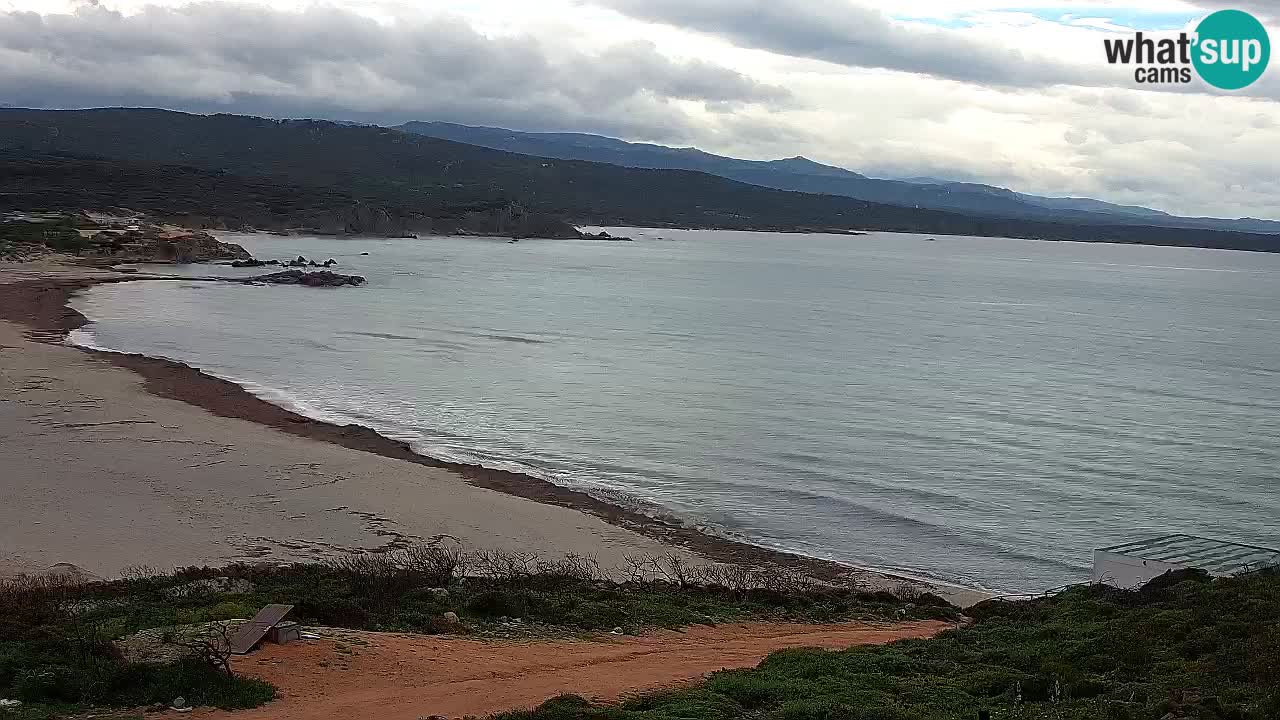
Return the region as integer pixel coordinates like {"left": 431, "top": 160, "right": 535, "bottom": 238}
{"left": 894, "top": 176, "right": 955, "bottom": 186}
{"left": 397, "top": 121, "right": 868, "bottom": 182}
{"left": 762, "top": 156, "right": 866, "bottom": 180}
{"left": 894, "top": 177, "right": 1171, "bottom": 219}
{"left": 2, "top": 108, "right": 1279, "bottom": 253}
{"left": 399, "top": 121, "right": 1280, "bottom": 234}
{"left": 1021, "top": 195, "right": 1170, "bottom": 219}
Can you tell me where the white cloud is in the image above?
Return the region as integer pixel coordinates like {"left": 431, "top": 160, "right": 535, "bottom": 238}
{"left": 0, "top": 0, "right": 1277, "bottom": 218}
{"left": 0, "top": 2, "right": 790, "bottom": 139}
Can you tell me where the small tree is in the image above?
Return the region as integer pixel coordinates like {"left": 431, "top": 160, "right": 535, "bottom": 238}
{"left": 186, "top": 623, "right": 237, "bottom": 678}
{"left": 495, "top": 201, "right": 528, "bottom": 239}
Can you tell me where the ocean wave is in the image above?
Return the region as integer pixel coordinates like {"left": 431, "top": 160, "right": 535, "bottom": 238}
{"left": 65, "top": 232, "right": 1280, "bottom": 596}
{"left": 66, "top": 328, "right": 112, "bottom": 352}
{"left": 342, "top": 330, "right": 419, "bottom": 341}
{"left": 437, "top": 327, "right": 557, "bottom": 345}
{"left": 62, "top": 325, "right": 999, "bottom": 589}
{"left": 476, "top": 333, "right": 551, "bottom": 345}
{"left": 92, "top": 358, "right": 749, "bottom": 548}
{"left": 706, "top": 477, "right": 1089, "bottom": 575}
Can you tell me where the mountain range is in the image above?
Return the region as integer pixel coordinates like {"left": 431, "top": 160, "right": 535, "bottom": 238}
{"left": 2, "top": 108, "right": 1278, "bottom": 253}
{"left": 397, "top": 121, "right": 1279, "bottom": 235}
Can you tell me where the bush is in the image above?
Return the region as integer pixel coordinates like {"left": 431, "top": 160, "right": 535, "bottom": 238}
{"left": 0, "top": 574, "right": 273, "bottom": 716}
{"left": 1, "top": 545, "right": 953, "bottom": 718}
{"left": 43, "top": 229, "right": 90, "bottom": 252}
{"left": 503, "top": 569, "right": 1280, "bottom": 720}
{"left": 466, "top": 588, "right": 532, "bottom": 618}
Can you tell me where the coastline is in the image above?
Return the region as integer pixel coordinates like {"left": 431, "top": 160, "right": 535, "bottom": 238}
{"left": 0, "top": 267, "right": 989, "bottom": 605}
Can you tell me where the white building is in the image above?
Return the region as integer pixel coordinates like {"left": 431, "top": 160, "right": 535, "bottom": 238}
{"left": 1093, "top": 534, "right": 1280, "bottom": 589}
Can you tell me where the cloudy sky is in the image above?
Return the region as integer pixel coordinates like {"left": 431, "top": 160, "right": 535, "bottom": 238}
{"left": 2, "top": 0, "right": 1278, "bottom": 218}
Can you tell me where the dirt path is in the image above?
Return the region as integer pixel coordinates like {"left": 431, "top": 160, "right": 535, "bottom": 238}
{"left": 199, "top": 620, "right": 950, "bottom": 719}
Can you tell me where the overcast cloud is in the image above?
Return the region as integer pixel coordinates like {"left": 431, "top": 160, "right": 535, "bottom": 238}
{"left": 593, "top": 0, "right": 1097, "bottom": 90}
{"left": 594, "top": 0, "right": 1280, "bottom": 101}
{"left": 0, "top": 3, "right": 789, "bottom": 139}
{"left": 0, "top": 0, "right": 1277, "bottom": 219}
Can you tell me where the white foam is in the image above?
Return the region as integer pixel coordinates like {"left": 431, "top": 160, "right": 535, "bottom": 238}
{"left": 65, "top": 328, "right": 111, "bottom": 352}
{"left": 67, "top": 322, "right": 996, "bottom": 592}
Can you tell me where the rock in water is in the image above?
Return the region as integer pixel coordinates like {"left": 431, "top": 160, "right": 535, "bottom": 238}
{"left": 249, "top": 270, "right": 366, "bottom": 287}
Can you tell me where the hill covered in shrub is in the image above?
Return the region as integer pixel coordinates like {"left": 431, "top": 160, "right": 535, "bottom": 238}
{"left": 2, "top": 109, "right": 1280, "bottom": 251}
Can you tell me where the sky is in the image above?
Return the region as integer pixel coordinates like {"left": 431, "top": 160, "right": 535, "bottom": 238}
{"left": 1, "top": 0, "right": 1278, "bottom": 219}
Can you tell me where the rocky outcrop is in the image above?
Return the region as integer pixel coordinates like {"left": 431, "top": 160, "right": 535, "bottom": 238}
{"left": 442, "top": 210, "right": 583, "bottom": 239}
{"left": 145, "top": 230, "right": 251, "bottom": 263}
{"left": 283, "top": 256, "right": 338, "bottom": 268}
{"left": 249, "top": 269, "right": 366, "bottom": 287}
{"left": 83, "top": 226, "right": 251, "bottom": 264}
{"left": 586, "top": 231, "right": 633, "bottom": 241}
{"left": 230, "top": 258, "right": 279, "bottom": 267}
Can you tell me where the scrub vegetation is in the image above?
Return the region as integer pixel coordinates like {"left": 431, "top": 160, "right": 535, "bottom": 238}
{"left": 499, "top": 568, "right": 1280, "bottom": 720}
{"left": 0, "top": 546, "right": 952, "bottom": 719}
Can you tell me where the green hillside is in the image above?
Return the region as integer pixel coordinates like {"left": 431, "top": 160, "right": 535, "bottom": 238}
{"left": 2, "top": 108, "right": 1279, "bottom": 251}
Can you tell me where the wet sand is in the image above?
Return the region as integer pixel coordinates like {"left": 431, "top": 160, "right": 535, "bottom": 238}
{"left": 0, "top": 265, "right": 702, "bottom": 577}
{"left": 0, "top": 261, "right": 987, "bottom": 605}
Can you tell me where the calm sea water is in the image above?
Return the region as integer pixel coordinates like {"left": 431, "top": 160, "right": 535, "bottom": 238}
{"left": 69, "top": 229, "right": 1280, "bottom": 592}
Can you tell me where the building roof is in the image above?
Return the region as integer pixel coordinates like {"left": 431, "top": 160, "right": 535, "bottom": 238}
{"left": 1098, "top": 534, "right": 1280, "bottom": 577}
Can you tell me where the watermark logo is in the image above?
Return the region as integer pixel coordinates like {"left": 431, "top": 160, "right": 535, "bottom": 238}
{"left": 1194, "top": 10, "right": 1270, "bottom": 89}
{"left": 1104, "top": 9, "right": 1270, "bottom": 90}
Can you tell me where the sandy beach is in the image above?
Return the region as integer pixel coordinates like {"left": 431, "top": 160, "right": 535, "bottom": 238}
{"left": 0, "top": 260, "right": 984, "bottom": 605}
{"left": 0, "top": 262, "right": 705, "bottom": 578}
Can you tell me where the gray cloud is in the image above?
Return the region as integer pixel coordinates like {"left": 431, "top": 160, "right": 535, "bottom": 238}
{"left": 1063, "top": 128, "right": 1089, "bottom": 145}
{"left": 0, "top": 3, "right": 791, "bottom": 139}
{"left": 593, "top": 0, "right": 1094, "bottom": 88}
{"left": 1193, "top": 1, "right": 1278, "bottom": 21}
{"left": 0, "top": 1, "right": 1276, "bottom": 219}
{"left": 594, "top": 0, "right": 1280, "bottom": 100}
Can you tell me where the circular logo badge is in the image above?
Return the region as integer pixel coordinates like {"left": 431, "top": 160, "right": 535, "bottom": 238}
{"left": 1193, "top": 10, "right": 1271, "bottom": 90}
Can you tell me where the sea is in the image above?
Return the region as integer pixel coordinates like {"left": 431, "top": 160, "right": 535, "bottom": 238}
{"left": 66, "top": 229, "right": 1280, "bottom": 593}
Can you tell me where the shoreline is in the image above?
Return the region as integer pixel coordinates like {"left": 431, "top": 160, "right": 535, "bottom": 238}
{"left": 0, "top": 270, "right": 989, "bottom": 603}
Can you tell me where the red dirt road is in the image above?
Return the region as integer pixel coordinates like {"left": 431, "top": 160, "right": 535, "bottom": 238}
{"left": 202, "top": 620, "right": 950, "bottom": 720}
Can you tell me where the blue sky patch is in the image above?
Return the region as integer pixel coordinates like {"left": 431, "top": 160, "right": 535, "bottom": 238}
{"left": 893, "top": 6, "right": 1203, "bottom": 32}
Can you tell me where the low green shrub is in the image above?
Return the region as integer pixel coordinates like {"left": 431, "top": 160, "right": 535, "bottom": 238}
{"left": 491, "top": 568, "right": 1280, "bottom": 720}
{"left": 2, "top": 547, "right": 943, "bottom": 719}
